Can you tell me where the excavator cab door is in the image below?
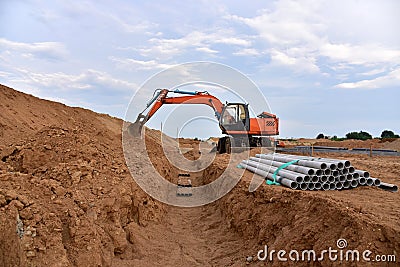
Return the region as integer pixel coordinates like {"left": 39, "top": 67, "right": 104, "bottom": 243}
{"left": 219, "top": 103, "right": 250, "bottom": 133}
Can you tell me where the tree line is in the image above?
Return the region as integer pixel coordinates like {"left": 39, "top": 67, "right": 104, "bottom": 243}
{"left": 316, "top": 130, "right": 399, "bottom": 141}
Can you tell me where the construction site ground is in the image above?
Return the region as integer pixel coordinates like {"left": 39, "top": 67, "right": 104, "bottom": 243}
{"left": 0, "top": 84, "right": 399, "bottom": 267}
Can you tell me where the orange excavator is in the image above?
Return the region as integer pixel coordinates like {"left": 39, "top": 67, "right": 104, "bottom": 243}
{"left": 129, "top": 89, "right": 281, "bottom": 153}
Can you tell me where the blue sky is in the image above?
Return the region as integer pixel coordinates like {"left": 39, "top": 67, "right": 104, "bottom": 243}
{"left": 0, "top": 0, "right": 399, "bottom": 138}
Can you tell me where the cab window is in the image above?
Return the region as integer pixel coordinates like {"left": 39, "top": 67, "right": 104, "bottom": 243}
{"left": 222, "top": 106, "right": 237, "bottom": 125}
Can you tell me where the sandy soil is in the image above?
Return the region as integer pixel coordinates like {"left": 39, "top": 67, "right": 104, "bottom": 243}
{"left": 0, "top": 84, "right": 399, "bottom": 266}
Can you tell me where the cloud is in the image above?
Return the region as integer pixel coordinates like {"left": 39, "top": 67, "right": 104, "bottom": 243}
{"left": 0, "top": 70, "right": 12, "bottom": 78}
{"left": 270, "top": 49, "right": 319, "bottom": 73}
{"left": 359, "top": 68, "right": 387, "bottom": 76}
{"left": 101, "top": 13, "right": 158, "bottom": 34}
{"left": 226, "top": 1, "right": 400, "bottom": 75}
{"left": 0, "top": 38, "right": 67, "bottom": 60}
{"left": 195, "top": 47, "right": 218, "bottom": 54}
{"left": 226, "top": 3, "right": 323, "bottom": 73}
{"left": 320, "top": 43, "right": 400, "bottom": 65}
{"left": 335, "top": 68, "right": 400, "bottom": 89}
{"left": 233, "top": 48, "right": 261, "bottom": 56}
{"left": 8, "top": 67, "right": 136, "bottom": 92}
{"left": 135, "top": 29, "right": 251, "bottom": 60}
{"left": 109, "top": 56, "right": 176, "bottom": 70}
{"left": 226, "top": 1, "right": 323, "bottom": 47}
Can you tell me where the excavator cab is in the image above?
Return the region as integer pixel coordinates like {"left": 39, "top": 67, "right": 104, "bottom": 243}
{"left": 219, "top": 103, "right": 250, "bottom": 133}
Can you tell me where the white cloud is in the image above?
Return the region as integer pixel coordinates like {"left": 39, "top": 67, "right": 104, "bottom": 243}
{"left": 109, "top": 56, "right": 176, "bottom": 70}
{"left": 226, "top": 1, "right": 400, "bottom": 76}
{"left": 0, "top": 71, "right": 12, "bottom": 78}
{"left": 233, "top": 48, "right": 261, "bottom": 56}
{"left": 0, "top": 38, "right": 67, "bottom": 60}
{"left": 195, "top": 47, "right": 218, "bottom": 54}
{"left": 226, "top": 3, "right": 324, "bottom": 73}
{"left": 270, "top": 49, "right": 319, "bottom": 73}
{"left": 103, "top": 13, "right": 158, "bottom": 34}
{"left": 8, "top": 67, "right": 136, "bottom": 91}
{"left": 359, "top": 68, "right": 387, "bottom": 76}
{"left": 320, "top": 43, "right": 400, "bottom": 65}
{"left": 136, "top": 29, "right": 251, "bottom": 60}
{"left": 227, "top": 1, "right": 323, "bottom": 47}
{"left": 335, "top": 68, "right": 400, "bottom": 89}
{"left": 213, "top": 36, "right": 250, "bottom": 46}
{"left": 271, "top": 49, "right": 297, "bottom": 65}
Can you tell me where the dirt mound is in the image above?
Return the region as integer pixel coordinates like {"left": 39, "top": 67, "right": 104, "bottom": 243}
{"left": 0, "top": 85, "right": 165, "bottom": 266}
{"left": 0, "top": 84, "right": 101, "bottom": 147}
{"left": 381, "top": 138, "right": 400, "bottom": 151}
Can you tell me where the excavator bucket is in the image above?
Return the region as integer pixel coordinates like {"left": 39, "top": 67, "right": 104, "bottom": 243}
{"left": 128, "top": 114, "right": 146, "bottom": 137}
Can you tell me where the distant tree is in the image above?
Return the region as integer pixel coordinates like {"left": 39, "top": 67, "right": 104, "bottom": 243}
{"left": 381, "top": 130, "right": 399, "bottom": 139}
{"left": 331, "top": 135, "right": 346, "bottom": 141}
{"left": 359, "top": 131, "right": 372, "bottom": 140}
{"left": 345, "top": 131, "right": 372, "bottom": 140}
{"left": 316, "top": 133, "right": 325, "bottom": 139}
{"left": 345, "top": 132, "right": 357, "bottom": 139}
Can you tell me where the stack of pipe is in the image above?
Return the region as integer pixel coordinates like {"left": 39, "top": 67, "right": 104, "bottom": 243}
{"left": 240, "top": 153, "right": 397, "bottom": 192}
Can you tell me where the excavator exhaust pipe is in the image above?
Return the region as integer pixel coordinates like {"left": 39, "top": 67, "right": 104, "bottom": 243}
{"left": 128, "top": 114, "right": 147, "bottom": 137}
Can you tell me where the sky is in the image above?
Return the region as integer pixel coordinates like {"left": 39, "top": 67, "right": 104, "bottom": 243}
{"left": 0, "top": 0, "right": 399, "bottom": 138}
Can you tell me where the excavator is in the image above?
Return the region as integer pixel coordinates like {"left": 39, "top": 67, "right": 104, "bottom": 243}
{"left": 128, "top": 88, "right": 281, "bottom": 153}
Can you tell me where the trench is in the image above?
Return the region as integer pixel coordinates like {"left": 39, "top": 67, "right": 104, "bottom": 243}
{"left": 123, "top": 137, "right": 251, "bottom": 266}
{"left": 124, "top": 136, "right": 400, "bottom": 267}
{"left": 123, "top": 167, "right": 248, "bottom": 266}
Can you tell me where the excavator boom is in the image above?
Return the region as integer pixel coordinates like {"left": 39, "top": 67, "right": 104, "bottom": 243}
{"left": 128, "top": 89, "right": 224, "bottom": 136}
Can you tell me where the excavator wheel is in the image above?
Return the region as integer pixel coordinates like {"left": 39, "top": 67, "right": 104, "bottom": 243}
{"left": 217, "top": 137, "right": 226, "bottom": 154}
{"left": 225, "top": 138, "right": 232, "bottom": 154}
{"left": 260, "top": 137, "right": 272, "bottom": 147}
{"left": 217, "top": 137, "right": 235, "bottom": 154}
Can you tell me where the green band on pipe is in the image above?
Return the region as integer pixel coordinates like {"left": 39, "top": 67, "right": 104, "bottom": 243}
{"left": 266, "top": 180, "right": 281, "bottom": 186}
{"left": 270, "top": 159, "right": 299, "bottom": 185}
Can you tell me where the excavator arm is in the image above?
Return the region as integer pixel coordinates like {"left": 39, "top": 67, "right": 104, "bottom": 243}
{"left": 128, "top": 89, "right": 225, "bottom": 136}
{"left": 147, "top": 90, "right": 224, "bottom": 120}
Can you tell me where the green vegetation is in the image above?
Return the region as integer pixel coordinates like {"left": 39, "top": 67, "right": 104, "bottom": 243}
{"left": 325, "top": 130, "right": 400, "bottom": 141}
{"left": 345, "top": 131, "right": 372, "bottom": 140}
{"left": 381, "top": 130, "right": 399, "bottom": 139}
{"left": 280, "top": 138, "right": 297, "bottom": 141}
{"left": 330, "top": 135, "right": 346, "bottom": 141}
